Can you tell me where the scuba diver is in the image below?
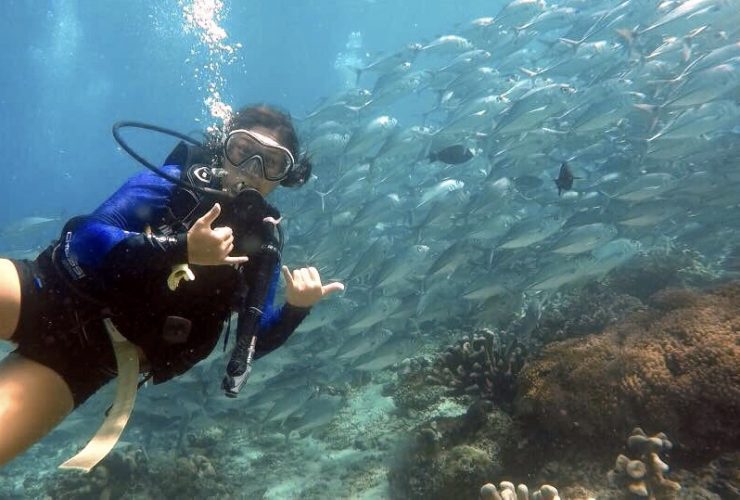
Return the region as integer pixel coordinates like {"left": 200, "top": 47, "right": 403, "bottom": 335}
{"left": 0, "top": 104, "right": 344, "bottom": 468}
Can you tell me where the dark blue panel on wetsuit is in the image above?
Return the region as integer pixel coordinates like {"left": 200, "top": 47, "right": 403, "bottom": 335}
{"left": 69, "top": 165, "right": 181, "bottom": 271}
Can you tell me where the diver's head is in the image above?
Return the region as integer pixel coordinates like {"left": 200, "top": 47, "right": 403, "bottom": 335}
{"left": 209, "top": 105, "right": 312, "bottom": 197}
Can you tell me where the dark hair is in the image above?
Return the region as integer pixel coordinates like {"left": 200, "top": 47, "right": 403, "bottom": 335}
{"left": 205, "top": 104, "right": 312, "bottom": 188}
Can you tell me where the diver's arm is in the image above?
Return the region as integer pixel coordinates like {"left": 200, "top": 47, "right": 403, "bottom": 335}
{"left": 99, "top": 231, "right": 188, "bottom": 275}
{"left": 253, "top": 303, "right": 311, "bottom": 359}
{"left": 252, "top": 264, "right": 311, "bottom": 359}
{"left": 63, "top": 167, "right": 188, "bottom": 288}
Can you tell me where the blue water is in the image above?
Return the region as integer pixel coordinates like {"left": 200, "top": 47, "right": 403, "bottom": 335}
{"left": 2, "top": 1, "right": 738, "bottom": 498}
{"left": 0, "top": 0, "right": 495, "bottom": 226}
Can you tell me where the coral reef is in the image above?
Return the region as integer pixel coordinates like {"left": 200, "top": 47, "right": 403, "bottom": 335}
{"left": 185, "top": 424, "right": 225, "bottom": 451}
{"left": 387, "top": 401, "right": 518, "bottom": 500}
{"left": 515, "top": 282, "right": 740, "bottom": 456}
{"left": 607, "top": 428, "right": 681, "bottom": 499}
{"left": 398, "top": 283, "right": 643, "bottom": 411}
{"left": 672, "top": 451, "right": 740, "bottom": 499}
{"left": 480, "top": 481, "right": 562, "bottom": 500}
{"left": 534, "top": 282, "right": 644, "bottom": 344}
{"left": 605, "top": 249, "right": 719, "bottom": 301}
{"left": 391, "top": 355, "right": 450, "bottom": 412}
{"left": 393, "top": 329, "right": 526, "bottom": 410}
{"left": 43, "top": 445, "right": 236, "bottom": 499}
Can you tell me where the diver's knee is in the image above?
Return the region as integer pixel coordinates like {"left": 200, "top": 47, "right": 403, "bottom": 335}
{"left": 0, "top": 354, "right": 74, "bottom": 466}
{"left": 0, "top": 259, "right": 22, "bottom": 341}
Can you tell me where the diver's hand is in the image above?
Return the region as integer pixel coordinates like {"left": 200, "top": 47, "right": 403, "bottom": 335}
{"left": 187, "top": 203, "right": 250, "bottom": 266}
{"left": 281, "top": 266, "right": 345, "bottom": 308}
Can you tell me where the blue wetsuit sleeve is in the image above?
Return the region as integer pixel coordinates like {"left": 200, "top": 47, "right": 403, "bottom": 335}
{"left": 253, "top": 263, "right": 311, "bottom": 359}
{"left": 258, "top": 264, "right": 282, "bottom": 329}
{"left": 66, "top": 165, "right": 188, "bottom": 288}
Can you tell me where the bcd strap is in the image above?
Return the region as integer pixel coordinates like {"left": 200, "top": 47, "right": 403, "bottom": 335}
{"left": 58, "top": 318, "right": 140, "bottom": 472}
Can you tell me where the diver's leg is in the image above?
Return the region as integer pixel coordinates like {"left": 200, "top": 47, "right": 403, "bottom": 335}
{"left": 0, "top": 353, "right": 74, "bottom": 466}
{"left": 0, "top": 259, "right": 21, "bottom": 341}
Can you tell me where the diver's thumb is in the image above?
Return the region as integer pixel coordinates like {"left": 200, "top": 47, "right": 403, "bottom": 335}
{"left": 196, "top": 203, "right": 221, "bottom": 228}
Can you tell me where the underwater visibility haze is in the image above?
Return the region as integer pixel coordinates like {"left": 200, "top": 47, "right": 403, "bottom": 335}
{"left": 0, "top": 0, "right": 739, "bottom": 498}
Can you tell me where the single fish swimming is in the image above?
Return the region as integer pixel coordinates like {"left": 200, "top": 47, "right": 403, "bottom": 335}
{"left": 554, "top": 162, "right": 580, "bottom": 196}
{"left": 428, "top": 144, "right": 475, "bottom": 165}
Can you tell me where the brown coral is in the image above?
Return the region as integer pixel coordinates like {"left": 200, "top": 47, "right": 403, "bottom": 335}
{"left": 515, "top": 282, "right": 740, "bottom": 455}
{"left": 608, "top": 428, "right": 681, "bottom": 500}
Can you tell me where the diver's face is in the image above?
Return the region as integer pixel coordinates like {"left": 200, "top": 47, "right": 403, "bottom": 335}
{"left": 221, "top": 125, "right": 283, "bottom": 197}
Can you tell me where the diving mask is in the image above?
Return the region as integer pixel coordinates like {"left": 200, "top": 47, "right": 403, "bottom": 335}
{"left": 224, "top": 129, "right": 296, "bottom": 182}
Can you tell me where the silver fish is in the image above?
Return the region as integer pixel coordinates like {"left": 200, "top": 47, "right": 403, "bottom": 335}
{"left": 613, "top": 173, "right": 677, "bottom": 202}
{"left": 345, "top": 297, "right": 401, "bottom": 332}
{"left": 494, "top": 83, "right": 577, "bottom": 135}
{"left": 551, "top": 223, "right": 618, "bottom": 255}
{"left": 0, "top": 216, "right": 60, "bottom": 236}
{"left": 352, "top": 333, "right": 419, "bottom": 371}
{"left": 336, "top": 327, "right": 393, "bottom": 361}
{"left": 420, "top": 35, "right": 474, "bottom": 57}
{"left": 374, "top": 244, "right": 430, "bottom": 289}
{"left": 344, "top": 115, "right": 399, "bottom": 159}
{"left": 664, "top": 63, "right": 739, "bottom": 108}
{"left": 499, "top": 216, "right": 564, "bottom": 249}
{"left": 416, "top": 178, "right": 465, "bottom": 208}
{"left": 286, "top": 393, "right": 343, "bottom": 436}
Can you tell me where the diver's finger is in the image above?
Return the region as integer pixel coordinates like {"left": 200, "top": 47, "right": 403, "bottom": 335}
{"left": 308, "top": 267, "right": 320, "bottom": 282}
{"left": 300, "top": 267, "right": 313, "bottom": 285}
{"left": 281, "top": 265, "right": 295, "bottom": 286}
{"left": 322, "top": 282, "right": 345, "bottom": 295}
{"left": 211, "top": 226, "right": 232, "bottom": 240}
{"left": 223, "top": 255, "right": 249, "bottom": 265}
{"left": 197, "top": 203, "right": 221, "bottom": 227}
{"left": 293, "top": 269, "right": 303, "bottom": 284}
{"left": 213, "top": 226, "right": 233, "bottom": 239}
{"left": 219, "top": 236, "right": 233, "bottom": 251}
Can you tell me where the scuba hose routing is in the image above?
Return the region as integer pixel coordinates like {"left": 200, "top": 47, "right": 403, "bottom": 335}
{"left": 112, "top": 121, "right": 283, "bottom": 396}
{"left": 112, "top": 121, "right": 230, "bottom": 202}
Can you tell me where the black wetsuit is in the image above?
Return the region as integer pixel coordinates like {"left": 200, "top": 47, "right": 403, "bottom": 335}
{"left": 9, "top": 156, "right": 309, "bottom": 407}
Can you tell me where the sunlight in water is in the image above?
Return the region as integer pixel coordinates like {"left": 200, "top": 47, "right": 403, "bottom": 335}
{"left": 180, "top": 0, "right": 242, "bottom": 125}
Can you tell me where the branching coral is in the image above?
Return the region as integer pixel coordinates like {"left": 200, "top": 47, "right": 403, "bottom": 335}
{"left": 607, "top": 427, "right": 681, "bottom": 499}
{"left": 480, "top": 481, "right": 561, "bottom": 500}
{"left": 398, "top": 284, "right": 641, "bottom": 412}
{"left": 421, "top": 329, "right": 526, "bottom": 405}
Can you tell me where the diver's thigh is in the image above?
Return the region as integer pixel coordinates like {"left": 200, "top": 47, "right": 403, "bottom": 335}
{"left": 0, "top": 259, "right": 21, "bottom": 341}
{"left": 0, "top": 353, "right": 74, "bottom": 467}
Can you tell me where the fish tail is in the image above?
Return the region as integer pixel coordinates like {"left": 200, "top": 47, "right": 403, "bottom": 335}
{"left": 314, "top": 190, "right": 331, "bottom": 212}
{"left": 558, "top": 37, "right": 583, "bottom": 50}
{"left": 615, "top": 27, "right": 637, "bottom": 48}
{"left": 519, "top": 66, "right": 540, "bottom": 78}
{"left": 632, "top": 103, "right": 661, "bottom": 114}
{"left": 646, "top": 76, "right": 683, "bottom": 85}
{"left": 596, "top": 189, "right": 615, "bottom": 202}
{"left": 632, "top": 103, "right": 665, "bottom": 137}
